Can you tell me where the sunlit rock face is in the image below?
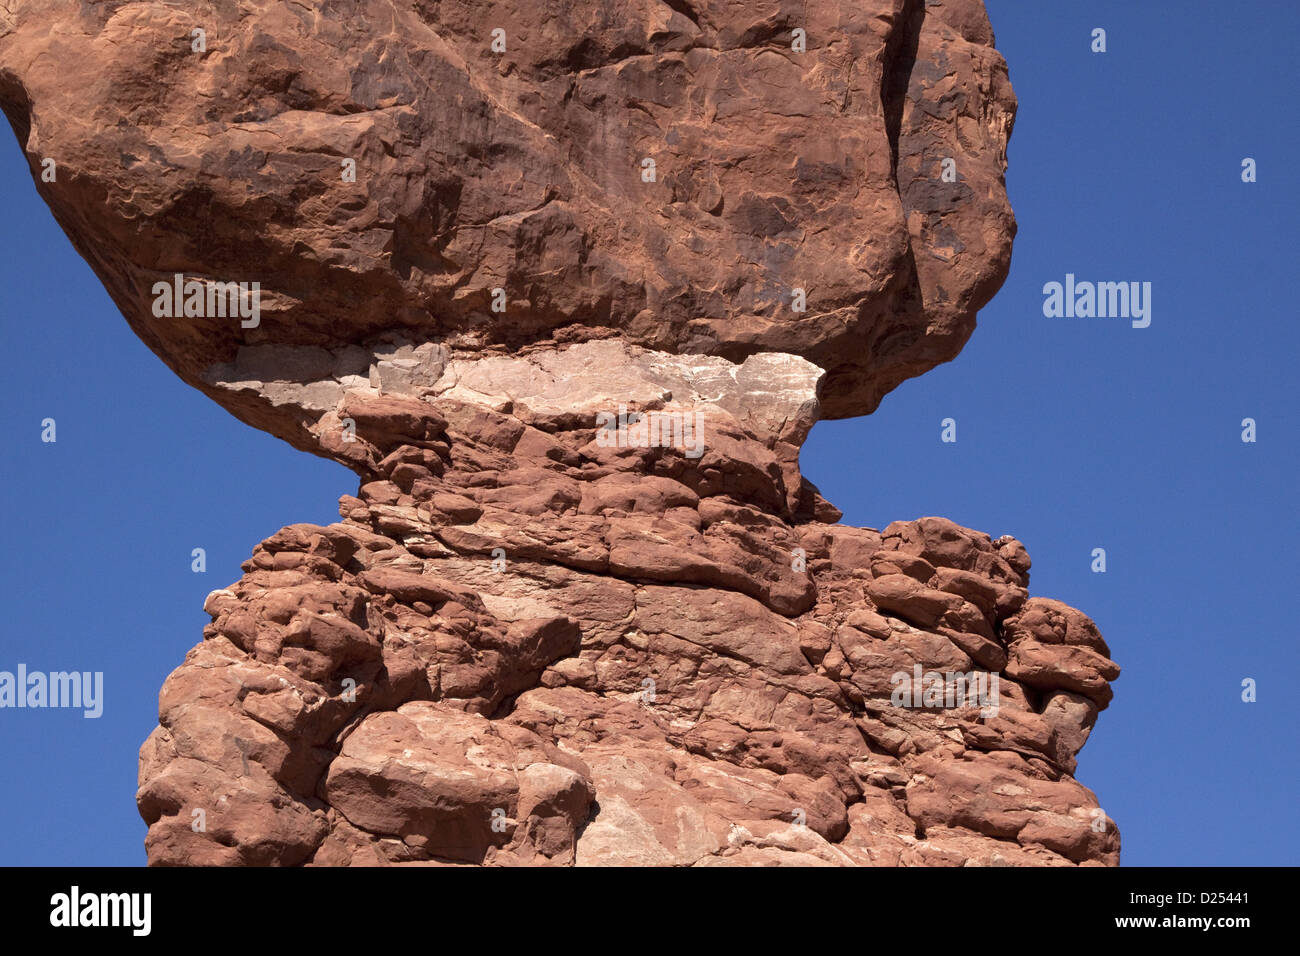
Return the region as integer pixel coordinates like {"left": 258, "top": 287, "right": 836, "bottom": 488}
{"left": 3, "top": 0, "right": 1121, "bottom": 867}
{"left": 0, "top": 0, "right": 1015, "bottom": 443}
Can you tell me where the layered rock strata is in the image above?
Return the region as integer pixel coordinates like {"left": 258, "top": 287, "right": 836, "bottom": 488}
{"left": 139, "top": 342, "right": 1120, "bottom": 866}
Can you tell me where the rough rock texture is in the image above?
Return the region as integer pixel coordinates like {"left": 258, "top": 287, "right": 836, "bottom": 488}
{"left": 1, "top": 0, "right": 1121, "bottom": 866}
{"left": 0, "top": 0, "right": 1014, "bottom": 429}
{"left": 138, "top": 357, "right": 1120, "bottom": 866}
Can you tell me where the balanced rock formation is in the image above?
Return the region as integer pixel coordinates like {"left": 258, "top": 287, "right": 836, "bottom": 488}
{"left": 0, "top": 0, "right": 1120, "bottom": 865}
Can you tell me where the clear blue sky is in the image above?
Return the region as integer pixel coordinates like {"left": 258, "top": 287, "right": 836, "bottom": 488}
{"left": 0, "top": 0, "right": 1295, "bottom": 865}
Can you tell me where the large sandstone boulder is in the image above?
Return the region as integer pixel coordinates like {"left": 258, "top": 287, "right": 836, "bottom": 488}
{"left": 0, "top": 0, "right": 1014, "bottom": 439}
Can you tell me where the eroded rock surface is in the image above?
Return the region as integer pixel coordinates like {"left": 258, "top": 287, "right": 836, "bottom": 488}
{"left": 138, "top": 347, "right": 1119, "bottom": 866}
{"left": 0, "top": 0, "right": 1120, "bottom": 866}
{"left": 0, "top": 0, "right": 1014, "bottom": 434}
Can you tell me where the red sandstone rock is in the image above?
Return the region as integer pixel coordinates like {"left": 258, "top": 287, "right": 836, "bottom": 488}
{"left": 131, "top": 398, "right": 1120, "bottom": 866}
{"left": 0, "top": 0, "right": 1122, "bottom": 866}
{"left": 0, "top": 0, "right": 1014, "bottom": 441}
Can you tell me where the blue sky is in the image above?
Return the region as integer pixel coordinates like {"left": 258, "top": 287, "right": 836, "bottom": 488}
{"left": 1, "top": 0, "right": 1295, "bottom": 865}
